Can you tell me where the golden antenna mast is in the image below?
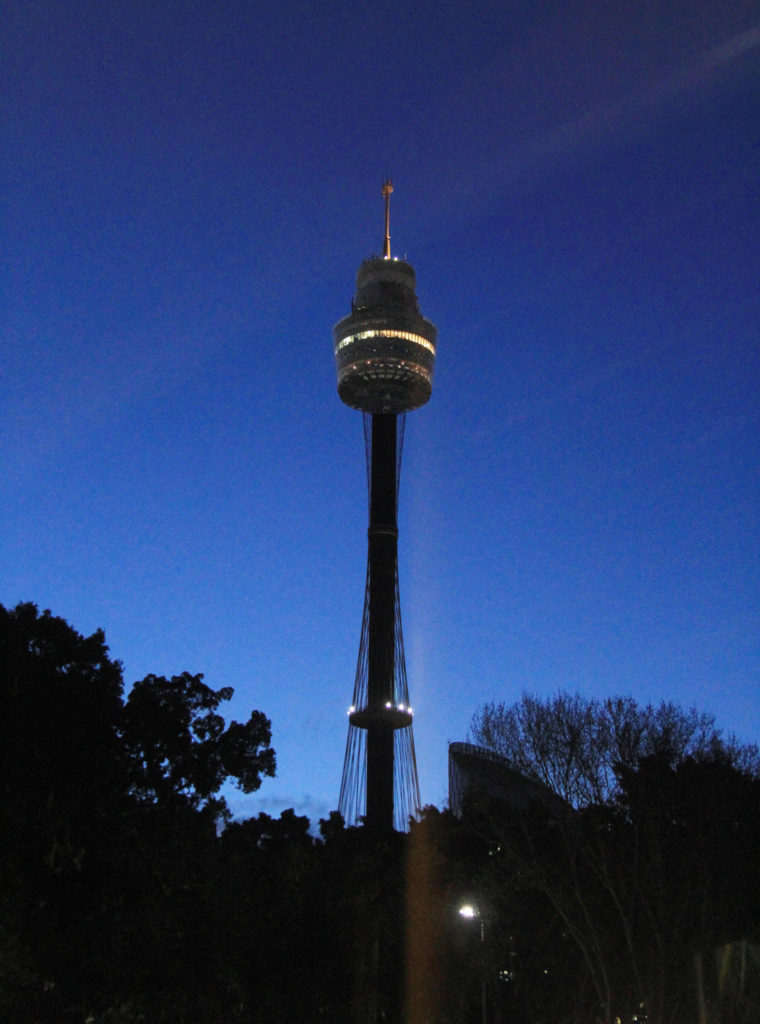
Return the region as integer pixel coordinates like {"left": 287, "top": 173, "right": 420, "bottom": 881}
{"left": 382, "top": 178, "right": 393, "bottom": 259}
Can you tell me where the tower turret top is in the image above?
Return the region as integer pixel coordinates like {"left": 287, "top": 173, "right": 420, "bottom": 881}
{"left": 333, "top": 182, "right": 437, "bottom": 414}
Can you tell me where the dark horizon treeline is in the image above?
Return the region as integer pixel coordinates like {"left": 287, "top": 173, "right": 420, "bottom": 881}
{"left": 1, "top": 602, "right": 759, "bottom": 1023}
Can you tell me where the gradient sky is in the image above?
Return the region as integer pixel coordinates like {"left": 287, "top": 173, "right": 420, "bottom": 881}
{"left": 3, "top": 0, "right": 758, "bottom": 824}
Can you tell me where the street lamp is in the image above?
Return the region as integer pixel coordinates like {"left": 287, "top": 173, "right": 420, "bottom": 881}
{"left": 458, "top": 903, "right": 486, "bottom": 1024}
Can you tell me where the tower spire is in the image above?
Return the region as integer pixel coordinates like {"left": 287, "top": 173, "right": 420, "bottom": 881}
{"left": 382, "top": 178, "right": 393, "bottom": 259}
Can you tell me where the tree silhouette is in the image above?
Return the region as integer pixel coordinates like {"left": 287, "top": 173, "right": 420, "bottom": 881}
{"left": 471, "top": 691, "right": 760, "bottom": 806}
{"left": 0, "top": 602, "right": 275, "bottom": 1022}
{"left": 464, "top": 692, "right": 760, "bottom": 1024}
{"left": 122, "top": 671, "right": 274, "bottom": 816}
{"left": 4, "top": 611, "right": 758, "bottom": 1023}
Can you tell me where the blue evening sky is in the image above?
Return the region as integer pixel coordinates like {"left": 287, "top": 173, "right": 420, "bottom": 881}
{"left": 3, "top": 0, "right": 758, "bottom": 823}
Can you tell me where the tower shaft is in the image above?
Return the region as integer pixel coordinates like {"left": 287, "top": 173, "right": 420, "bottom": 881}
{"left": 366, "top": 413, "right": 398, "bottom": 832}
{"left": 338, "top": 411, "right": 418, "bottom": 832}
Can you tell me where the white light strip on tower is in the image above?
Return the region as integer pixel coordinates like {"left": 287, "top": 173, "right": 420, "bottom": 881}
{"left": 335, "top": 329, "right": 435, "bottom": 355}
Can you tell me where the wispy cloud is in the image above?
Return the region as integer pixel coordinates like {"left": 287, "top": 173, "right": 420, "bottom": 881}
{"left": 225, "top": 788, "right": 334, "bottom": 828}
{"left": 508, "top": 25, "right": 760, "bottom": 177}
{"left": 702, "top": 25, "right": 760, "bottom": 69}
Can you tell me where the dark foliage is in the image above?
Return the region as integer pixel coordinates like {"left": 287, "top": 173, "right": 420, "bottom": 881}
{"left": 122, "top": 671, "right": 275, "bottom": 815}
{"left": 465, "top": 693, "right": 760, "bottom": 1024}
{"left": 0, "top": 603, "right": 274, "bottom": 1022}
{"left": 3, "top": 610, "right": 759, "bottom": 1023}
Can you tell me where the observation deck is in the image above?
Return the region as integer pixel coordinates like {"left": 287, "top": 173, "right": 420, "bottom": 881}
{"left": 348, "top": 701, "right": 414, "bottom": 731}
{"left": 333, "top": 257, "right": 437, "bottom": 414}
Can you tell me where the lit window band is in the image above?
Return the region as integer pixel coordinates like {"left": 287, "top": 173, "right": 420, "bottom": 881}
{"left": 336, "top": 329, "right": 436, "bottom": 356}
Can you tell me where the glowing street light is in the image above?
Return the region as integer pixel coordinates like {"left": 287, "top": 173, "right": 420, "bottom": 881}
{"left": 458, "top": 902, "right": 485, "bottom": 940}
{"left": 458, "top": 903, "right": 487, "bottom": 1023}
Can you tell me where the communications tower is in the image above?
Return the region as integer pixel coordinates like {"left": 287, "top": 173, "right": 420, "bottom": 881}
{"left": 335, "top": 181, "right": 437, "bottom": 832}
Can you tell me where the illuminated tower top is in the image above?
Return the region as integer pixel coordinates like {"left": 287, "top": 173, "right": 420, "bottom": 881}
{"left": 333, "top": 180, "right": 438, "bottom": 415}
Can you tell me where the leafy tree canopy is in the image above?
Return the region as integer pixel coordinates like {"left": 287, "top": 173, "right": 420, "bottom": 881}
{"left": 0, "top": 602, "right": 276, "bottom": 828}
{"left": 0, "top": 601, "right": 277, "bottom": 1022}
{"left": 470, "top": 691, "right": 759, "bottom": 807}
{"left": 122, "top": 671, "right": 275, "bottom": 817}
{"left": 466, "top": 692, "right": 760, "bottom": 1024}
